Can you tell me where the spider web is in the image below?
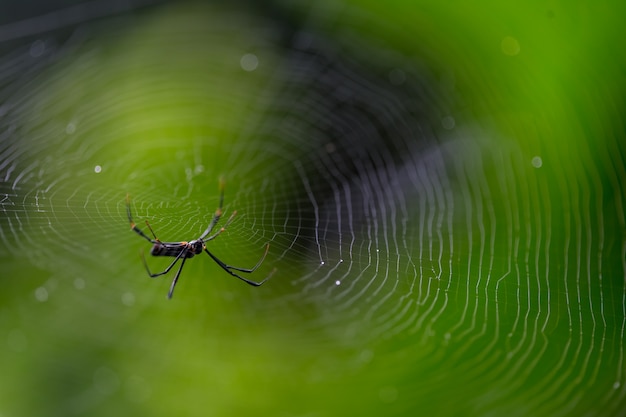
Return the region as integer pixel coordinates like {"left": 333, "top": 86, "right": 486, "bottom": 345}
{"left": 1, "top": 1, "right": 625, "bottom": 416}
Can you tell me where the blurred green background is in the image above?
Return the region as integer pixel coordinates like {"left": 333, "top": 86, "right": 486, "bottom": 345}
{"left": 1, "top": 0, "right": 625, "bottom": 416}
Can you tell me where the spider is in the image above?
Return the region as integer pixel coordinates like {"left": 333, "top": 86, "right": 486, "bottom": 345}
{"left": 126, "top": 182, "right": 272, "bottom": 298}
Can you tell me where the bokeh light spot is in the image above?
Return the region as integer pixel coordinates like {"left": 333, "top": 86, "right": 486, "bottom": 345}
{"left": 442, "top": 115, "right": 455, "bottom": 130}
{"left": 121, "top": 292, "right": 135, "bottom": 306}
{"left": 388, "top": 68, "right": 406, "bottom": 85}
{"left": 125, "top": 375, "right": 152, "bottom": 403}
{"left": 7, "top": 329, "right": 28, "bottom": 352}
{"left": 29, "top": 40, "right": 45, "bottom": 57}
{"left": 501, "top": 36, "right": 520, "bottom": 56}
{"left": 379, "top": 386, "right": 398, "bottom": 403}
{"left": 93, "top": 366, "right": 120, "bottom": 395}
{"left": 74, "top": 278, "right": 85, "bottom": 290}
{"left": 34, "top": 287, "right": 48, "bottom": 302}
{"left": 240, "top": 53, "right": 259, "bottom": 71}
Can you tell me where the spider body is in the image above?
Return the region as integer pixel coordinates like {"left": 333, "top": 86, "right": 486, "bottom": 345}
{"left": 150, "top": 240, "right": 202, "bottom": 258}
{"left": 126, "top": 182, "right": 272, "bottom": 298}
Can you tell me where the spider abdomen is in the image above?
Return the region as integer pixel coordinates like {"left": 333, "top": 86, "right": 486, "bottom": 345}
{"left": 150, "top": 242, "right": 195, "bottom": 258}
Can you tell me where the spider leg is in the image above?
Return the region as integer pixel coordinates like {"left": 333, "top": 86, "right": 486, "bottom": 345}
{"left": 141, "top": 247, "right": 187, "bottom": 278}
{"left": 204, "top": 210, "right": 237, "bottom": 242}
{"left": 126, "top": 193, "right": 158, "bottom": 243}
{"left": 218, "top": 176, "right": 225, "bottom": 209}
{"left": 198, "top": 179, "right": 227, "bottom": 241}
{"left": 228, "top": 243, "right": 270, "bottom": 273}
{"left": 204, "top": 245, "right": 273, "bottom": 286}
{"left": 167, "top": 256, "right": 188, "bottom": 299}
{"left": 197, "top": 207, "right": 223, "bottom": 241}
{"left": 144, "top": 220, "right": 160, "bottom": 241}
